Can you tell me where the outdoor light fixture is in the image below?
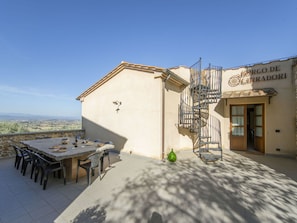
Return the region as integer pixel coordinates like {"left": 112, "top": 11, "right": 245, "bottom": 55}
{"left": 113, "top": 101, "right": 121, "bottom": 106}
{"left": 113, "top": 100, "right": 122, "bottom": 112}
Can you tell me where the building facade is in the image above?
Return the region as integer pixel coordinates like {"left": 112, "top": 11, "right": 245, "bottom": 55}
{"left": 77, "top": 57, "right": 297, "bottom": 159}
{"left": 218, "top": 57, "right": 297, "bottom": 157}
{"left": 76, "top": 62, "right": 191, "bottom": 159}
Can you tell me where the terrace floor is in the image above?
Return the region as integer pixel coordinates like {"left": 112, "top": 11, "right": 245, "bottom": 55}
{"left": 1, "top": 150, "right": 297, "bottom": 223}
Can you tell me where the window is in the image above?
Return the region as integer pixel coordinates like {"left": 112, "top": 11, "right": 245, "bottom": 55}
{"left": 231, "top": 105, "right": 244, "bottom": 136}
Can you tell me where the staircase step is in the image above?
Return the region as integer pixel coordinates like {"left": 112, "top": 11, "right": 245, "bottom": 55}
{"left": 199, "top": 141, "right": 220, "bottom": 146}
{"left": 208, "top": 147, "right": 222, "bottom": 151}
{"left": 200, "top": 153, "right": 221, "bottom": 162}
{"left": 199, "top": 147, "right": 221, "bottom": 152}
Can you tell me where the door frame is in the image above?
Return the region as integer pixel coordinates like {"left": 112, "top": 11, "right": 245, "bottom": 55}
{"left": 230, "top": 105, "right": 247, "bottom": 150}
{"left": 230, "top": 103, "right": 265, "bottom": 153}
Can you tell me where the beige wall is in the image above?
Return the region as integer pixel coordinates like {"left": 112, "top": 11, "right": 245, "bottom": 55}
{"left": 164, "top": 81, "right": 192, "bottom": 156}
{"left": 81, "top": 66, "right": 192, "bottom": 159}
{"left": 169, "top": 66, "right": 191, "bottom": 83}
{"left": 82, "top": 69, "right": 163, "bottom": 158}
{"left": 82, "top": 69, "right": 192, "bottom": 159}
{"left": 213, "top": 58, "right": 297, "bottom": 157}
{"left": 164, "top": 67, "right": 192, "bottom": 154}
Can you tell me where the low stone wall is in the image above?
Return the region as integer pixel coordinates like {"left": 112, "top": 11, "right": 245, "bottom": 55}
{"left": 0, "top": 129, "right": 85, "bottom": 159}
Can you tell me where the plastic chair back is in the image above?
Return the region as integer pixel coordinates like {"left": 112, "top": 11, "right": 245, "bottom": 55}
{"left": 88, "top": 151, "right": 104, "bottom": 169}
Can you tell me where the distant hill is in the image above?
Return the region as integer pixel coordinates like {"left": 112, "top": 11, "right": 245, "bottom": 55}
{"left": 0, "top": 113, "right": 80, "bottom": 121}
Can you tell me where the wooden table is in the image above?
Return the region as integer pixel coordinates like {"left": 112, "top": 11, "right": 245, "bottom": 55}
{"left": 21, "top": 137, "right": 100, "bottom": 180}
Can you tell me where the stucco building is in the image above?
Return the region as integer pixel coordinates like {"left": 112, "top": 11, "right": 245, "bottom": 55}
{"left": 77, "top": 56, "right": 297, "bottom": 160}
{"left": 219, "top": 57, "right": 297, "bottom": 157}
{"left": 76, "top": 62, "right": 192, "bottom": 159}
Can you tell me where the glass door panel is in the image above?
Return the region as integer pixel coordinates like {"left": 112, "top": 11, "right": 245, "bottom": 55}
{"left": 254, "top": 104, "right": 264, "bottom": 152}
{"left": 230, "top": 105, "right": 247, "bottom": 150}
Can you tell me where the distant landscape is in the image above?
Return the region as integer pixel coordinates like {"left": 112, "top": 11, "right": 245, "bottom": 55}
{"left": 0, "top": 113, "right": 81, "bottom": 134}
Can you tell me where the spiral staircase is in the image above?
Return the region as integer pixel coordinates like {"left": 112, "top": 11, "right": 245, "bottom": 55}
{"left": 179, "top": 58, "right": 223, "bottom": 162}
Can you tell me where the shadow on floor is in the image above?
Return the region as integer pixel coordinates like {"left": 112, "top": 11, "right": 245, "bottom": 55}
{"left": 234, "top": 150, "right": 297, "bottom": 181}
{"left": 72, "top": 204, "right": 107, "bottom": 223}
{"left": 65, "top": 151, "right": 297, "bottom": 223}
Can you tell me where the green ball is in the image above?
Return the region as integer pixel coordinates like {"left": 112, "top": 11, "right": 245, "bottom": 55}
{"left": 168, "top": 149, "right": 176, "bottom": 162}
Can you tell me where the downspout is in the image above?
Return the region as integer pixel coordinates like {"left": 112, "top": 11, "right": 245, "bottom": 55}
{"left": 161, "top": 71, "right": 171, "bottom": 160}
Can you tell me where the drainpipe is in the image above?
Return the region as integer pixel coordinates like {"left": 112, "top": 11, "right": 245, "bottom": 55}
{"left": 161, "top": 71, "right": 171, "bottom": 160}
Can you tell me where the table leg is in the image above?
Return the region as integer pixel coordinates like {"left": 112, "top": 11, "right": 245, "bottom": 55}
{"left": 63, "top": 156, "right": 88, "bottom": 181}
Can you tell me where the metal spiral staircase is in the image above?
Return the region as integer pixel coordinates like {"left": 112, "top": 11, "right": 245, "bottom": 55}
{"left": 179, "top": 58, "right": 223, "bottom": 162}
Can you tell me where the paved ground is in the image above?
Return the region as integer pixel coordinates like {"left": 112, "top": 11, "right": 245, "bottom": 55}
{"left": 55, "top": 150, "right": 297, "bottom": 223}
{"left": 1, "top": 150, "right": 297, "bottom": 223}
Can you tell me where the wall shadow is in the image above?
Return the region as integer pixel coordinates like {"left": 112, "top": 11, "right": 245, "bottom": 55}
{"left": 214, "top": 99, "right": 225, "bottom": 117}
{"left": 82, "top": 117, "right": 127, "bottom": 152}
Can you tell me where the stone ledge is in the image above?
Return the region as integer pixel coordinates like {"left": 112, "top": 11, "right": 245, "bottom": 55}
{"left": 0, "top": 129, "right": 85, "bottom": 159}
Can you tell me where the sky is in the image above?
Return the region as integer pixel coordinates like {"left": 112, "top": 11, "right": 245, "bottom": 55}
{"left": 0, "top": 0, "right": 296, "bottom": 118}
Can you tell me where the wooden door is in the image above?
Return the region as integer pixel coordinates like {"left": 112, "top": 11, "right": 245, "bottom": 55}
{"left": 254, "top": 104, "right": 265, "bottom": 153}
{"left": 230, "top": 105, "right": 247, "bottom": 150}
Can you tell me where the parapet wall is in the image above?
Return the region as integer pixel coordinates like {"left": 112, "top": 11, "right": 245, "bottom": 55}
{"left": 0, "top": 129, "right": 85, "bottom": 159}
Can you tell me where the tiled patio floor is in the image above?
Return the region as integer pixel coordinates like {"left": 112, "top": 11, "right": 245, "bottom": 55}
{"left": 1, "top": 150, "right": 297, "bottom": 223}
{"left": 0, "top": 152, "right": 120, "bottom": 223}
{"left": 0, "top": 158, "right": 85, "bottom": 223}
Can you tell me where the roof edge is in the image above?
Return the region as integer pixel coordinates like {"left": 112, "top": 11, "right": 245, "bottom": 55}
{"left": 224, "top": 55, "right": 297, "bottom": 70}
{"left": 76, "top": 62, "right": 166, "bottom": 100}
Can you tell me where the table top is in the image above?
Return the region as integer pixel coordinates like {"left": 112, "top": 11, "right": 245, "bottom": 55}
{"left": 21, "top": 137, "right": 99, "bottom": 161}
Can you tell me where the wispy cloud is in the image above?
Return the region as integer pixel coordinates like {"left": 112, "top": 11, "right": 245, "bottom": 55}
{"left": 0, "top": 85, "right": 74, "bottom": 101}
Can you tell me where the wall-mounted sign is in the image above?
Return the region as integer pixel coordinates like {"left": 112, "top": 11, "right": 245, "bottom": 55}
{"left": 228, "top": 65, "right": 287, "bottom": 87}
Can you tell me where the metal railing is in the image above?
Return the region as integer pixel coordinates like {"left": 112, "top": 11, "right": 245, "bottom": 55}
{"left": 179, "top": 58, "right": 223, "bottom": 161}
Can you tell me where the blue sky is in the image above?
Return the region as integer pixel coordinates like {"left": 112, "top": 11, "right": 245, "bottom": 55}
{"left": 0, "top": 0, "right": 296, "bottom": 118}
